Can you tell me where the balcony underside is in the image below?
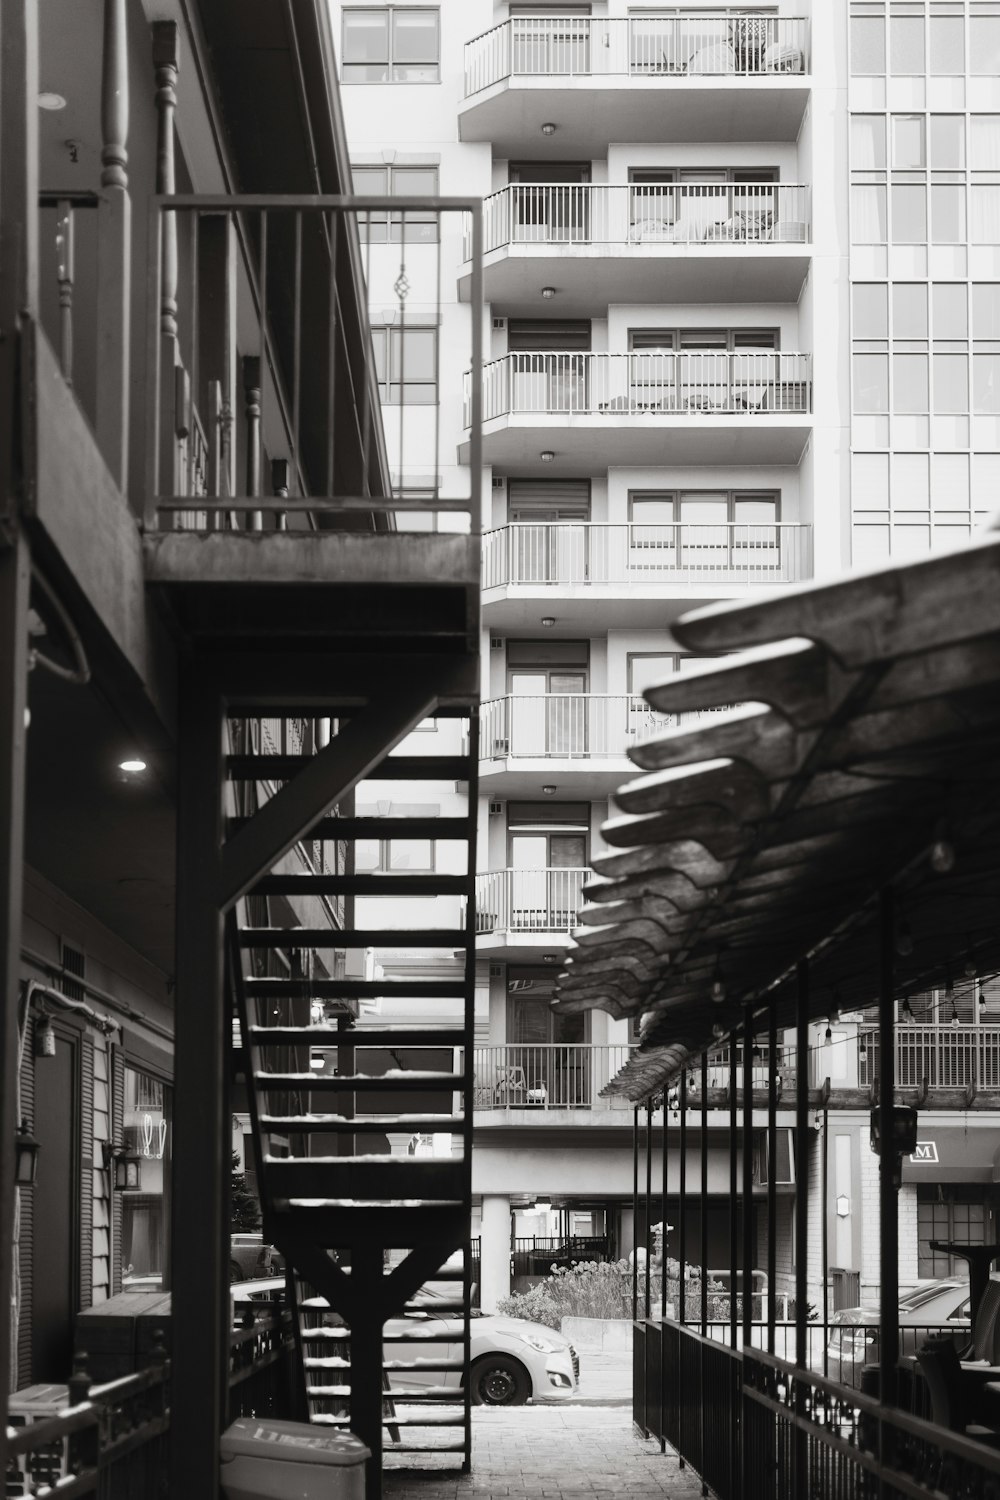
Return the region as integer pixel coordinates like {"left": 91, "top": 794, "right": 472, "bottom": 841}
{"left": 475, "top": 930, "right": 574, "bottom": 960}
{"left": 143, "top": 532, "right": 479, "bottom": 650}
{"left": 480, "top": 756, "right": 630, "bottom": 799}
{"left": 460, "top": 245, "right": 811, "bottom": 315}
{"left": 465, "top": 414, "right": 812, "bottom": 473}
{"left": 458, "top": 78, "right": 810, "bottom": 154}
{"left": 481, "top": 584, "right": 784, "bottom": 632}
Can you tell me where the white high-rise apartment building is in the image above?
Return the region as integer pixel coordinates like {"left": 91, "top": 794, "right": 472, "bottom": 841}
{"left": 330, "top": 1, "right": 1000, "bottom": 1317}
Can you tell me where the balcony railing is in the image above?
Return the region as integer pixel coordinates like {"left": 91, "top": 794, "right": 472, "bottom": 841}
{"left": 858, "top": 1024, "right": 1000, "bottom": 1090}
{"left": 465, "top": 15, "right": 809, "bottom": 95}
{"left": 468, "top": 352, "right": 812, "bottom": 426}
{"left": 481, "top": 694, "right": 669, "bottom": 759}
{"left": 468, "top": 183, "right": 810, "bottom": 259}
{"left": 482, "top": 522, "right": 813, "bottom": 589}
{"left": 476, "top": 868, "right": 587, "bottom": 935}
{"left": 474, "top": 1044, "right": 635, "bottom": 1109}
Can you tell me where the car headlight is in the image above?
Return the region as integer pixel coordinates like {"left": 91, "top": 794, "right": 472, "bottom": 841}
{"left": 515, "top": 1331, "right": 560, "bottom": 1353}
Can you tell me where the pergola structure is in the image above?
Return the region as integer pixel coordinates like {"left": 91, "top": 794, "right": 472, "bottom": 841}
{"left": 553, "top": 522, "right": 1000, "bottom": 1495}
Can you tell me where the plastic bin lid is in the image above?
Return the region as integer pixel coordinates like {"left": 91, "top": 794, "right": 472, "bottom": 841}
{"left": 221, "top": 1419, "right": 371, "bottom": 1466}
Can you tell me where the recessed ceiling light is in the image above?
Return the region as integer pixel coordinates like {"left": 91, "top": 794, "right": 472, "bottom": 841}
{"left": 541, "top": 123, "right": 556, "bottom": 136}
{"left": 540, "top": 450, "right": 555, "bottom": 463}
{"left": 542, "top": 785, "right": 557, "bottom": 795}
{"left": 38, "top": 93, "right": 67, "bottom": 111}
{"left": 541, "top": 287, "right": 556, "bottom": 299}
{"left": 119, "top": 759, "right": 147, "bottom": 774}
{"left": 541, "top": 616, "right": 556, "bottom": 627}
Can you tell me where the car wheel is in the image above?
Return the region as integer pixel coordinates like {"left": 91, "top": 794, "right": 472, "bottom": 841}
{"left": 230, "top": 1261, "right": 244, "bottom": 1282}
{"left": 471, "top": 1354, "right": 531, "bottom": 1406}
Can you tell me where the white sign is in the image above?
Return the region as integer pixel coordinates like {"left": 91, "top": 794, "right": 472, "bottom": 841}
{"left": 909, "top": 1141, "right": 939, "bottom": 1164}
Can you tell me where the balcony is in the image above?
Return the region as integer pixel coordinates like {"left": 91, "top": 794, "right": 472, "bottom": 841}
{"left": 463, "top": 352, "right": 812, "bottom": 472}
{"left": 460, "top": 16, "right": 810, "bottom": 154}
{"left": 858, "top": 1024, "right": 1000, "bottom": 1093}
{"left": 476, "top": 868, "right": 587, "bottom": 952}
{"left": 474, "top": 1044, "right": 634, "bottom": 1114}
{"left": 480, "top": 694, "right": 667, "bottom": 796}
{"left": 460, "top": 183, "right": 811, "bottom": 313}
{"left": 482, "top": 521, "right": 812, "bottom": 627}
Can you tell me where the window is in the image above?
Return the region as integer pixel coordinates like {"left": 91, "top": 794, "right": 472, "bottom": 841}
{"left": 930, "top": 14, "right": 964, "bottom": 74}
{"left": 121, "top": 1067, "right": 172, "bottom": 1287}
{"left": 853, "top": 283, "right": 888, "bottom": 339}
{"left": 852, "top": 185, "right": 887, "bottom": 244}
{"left": 893, "top": 353, "right": 929, "bottom": 412}
{"left": 372, "top": 326, "right": 437, "bottom": 404}
{"left": 934, "top": 283, "right": 968, "bottom": 339}
{"left": 971, "top": 116, "right": 1000, "bottom": 171}
{"left": 505, "top": 804, "right": 589, "bottom": 935}
{"left": 894, "top": 283, "right": 928, "bottom": 339}
{"left": 931, "top": 116, "right": 965, "bottom": 170}
{"left": 351, "top": 165, "right": 438, "bottom": 241}
{"left": 853, "top": 353, "right": 889, "bottom": 411}
{"left": 970, "top": 17, "right": 1000, "bottom": 75}
{"left": 851, "top": 15, "right": 885, "bottom": 74}
{"left": 889, "top": 15, "right": 924, "bottom": 75}
{"left": 343, "top": 8, "right": 440, "bottom": 83}
{"left": 892, "top": 116, "right": 925, "bottom": 170}
{"left": 891, "top": 184, "right": 926, "bottom": 244}
{"left": 505, "top": 639, "right": 589, "bottom": 755}
{"left": 932, "top": 185, "right": 965, "bottom": 244}
{"left": 918, "top": 1188, "right": 989, "bottom": 1278}
{"left": 852, "top": 116, "right": 886, "bottom": 170}
{"left": 973, "top": 284, "right": 1000, "bottom": 339}
{"left": 355, "top": 838, "right": 435, "bottom": 872}
{"left": 628, "top": 491, "right": 780, "bottom": 574}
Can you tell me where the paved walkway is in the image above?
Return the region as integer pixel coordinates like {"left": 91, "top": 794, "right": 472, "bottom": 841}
{"left": 384, "top": 1406, "right": 703, "bottom": 1498}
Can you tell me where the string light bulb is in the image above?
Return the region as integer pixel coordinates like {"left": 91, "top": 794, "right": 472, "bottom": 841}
{"left": 901, "top": 997, "right": 914, "bottom": 1022}
{"left": 978, "top": 985, "right": 987, "bottom": 1014}
{"left": 859, "top": 1035, "right": 868, "bottom": 1061}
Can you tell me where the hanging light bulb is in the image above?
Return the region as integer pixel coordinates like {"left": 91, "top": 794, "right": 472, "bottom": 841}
{"left": 752, "top": 1043, "right": 762, "bottom": 1060}
{"left": 688, "top": 1071, "right": 696, "bottom": 1091}
{"left": 710, "top": 969, "right": 725, "bottom": 1003}
{"left": 930, "top": 836, "right": 956, "bottom": 873}
{"left": 859, "top": 1035, "right": 868, "bottom": 1061}
{"left": 951, "top": 997, "right": 960, "bottom": 1028}
{"left": 824, "top": 1020, "right": 833, "bottom": 1042}
{"left": 667, "top": 1089, "right": 680, "bottom": 1112}
{"left": 711, "top": 1022, "right": 725, "bottom": 1040}
{"left": 978, "top": 985, "right": 987, "bottom": 1015}
{"left": 964, "top": 956, "right": 978, "bottom": 979}
{"left": 901, "top": 997, "right": 914, "bottom": 1022}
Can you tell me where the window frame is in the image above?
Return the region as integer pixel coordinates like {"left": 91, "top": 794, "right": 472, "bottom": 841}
{"left": 371, "top": 324, "right": 438, "bottom": 405}
{"left": 350, "top": 163, "right": 440, "bottom": 242}
{"left": 354, "top": 837, "right": 437, "bottom": 874}
{"left": 342, "top": 7, "right": 441, "bottom": 84}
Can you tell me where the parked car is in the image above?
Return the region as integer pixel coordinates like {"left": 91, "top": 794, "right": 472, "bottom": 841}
{"left": 229, "top": 1233, "right": 282, "bottom": 1281}
{"left": 823, "top": 1278, "right": 971, "bottom": 1385}
{"left": 387, "top": 1282, "right": 579, "bottom": 1405}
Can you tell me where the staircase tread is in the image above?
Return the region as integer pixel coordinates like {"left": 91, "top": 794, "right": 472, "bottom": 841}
{"left": 259, "top": 1115, "right": 465, "bottom": 1131}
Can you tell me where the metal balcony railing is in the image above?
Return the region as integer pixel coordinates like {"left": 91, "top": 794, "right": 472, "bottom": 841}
{"left": 464, "top": 15, "right": 809, "bottom": 95}
{"left": 481, "top": 694, "right": 669, "bottom": 759}
{"left": 467, "top": 183, "right": 810, "bottom": 259}
{"left": 858, "top": 1024, "right": 1000, "bottom": 1090}
{"left": 482, "top": 522, "right": 813, "bottom": 589}
{"left": 474, "top": 1044, "right": 635, "bottom": 1109}
{"left": 468, "top": 352, "right": 812, "bottom": 426}
{"left": 476, "top": 868, "right": 587, "bottom": 935}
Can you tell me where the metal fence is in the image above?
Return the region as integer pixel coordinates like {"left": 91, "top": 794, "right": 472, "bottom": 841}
{"left": 470, "top": 182, "right": 810, "bottom": 257}
{"left": 481, "top": 694, "right": 668, "bottom": 759}
{"left": 469, "top": 352, "right": 813, "bottom": 425}
{"left": 481, "top": 522, "right": 813, "bottom": 589}
{"left": 858, "top": 1023, "right": 1000, "bottom": 1090}
{"left": 474, "top": 1044, "right": 634, "bottom": 1110}
{"left": 637, "top": 1318, "right": 1000, "bottom": 1499}
{"left": 465, "top": 16, "right": 809, "bottom": 95}
{"left": 512, "top": 1236, "right": 613, "bottom": 1277}
{"left": 475, "top": 868, "right": 587, "bottom": 935}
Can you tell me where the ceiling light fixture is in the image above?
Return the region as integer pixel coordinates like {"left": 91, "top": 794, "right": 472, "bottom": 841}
{"left": 119, "top": 759, "right": 147, "bottom": 774}
{"left": 541, "top": 616, "right": 556, "bottom": 627}
{"left": 541, "top": 122, "right": 556, "bottom": 136}
{"left": 38, "top": 92, "right": 68, "bottom": 111}
{"left": 542, "top": 784, "right": 557, "bottom": 795}
{"left": 540, "top": 450, "right": 555, "bottom": 463}
{"left": 541, "top": 287, "right": 556, "bottom": 299}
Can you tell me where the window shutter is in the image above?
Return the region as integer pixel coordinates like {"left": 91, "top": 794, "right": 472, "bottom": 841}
{"left": 80, "top": 1037, "right": 94, "bottom": 1309}
{"left": 111, "top": 1047, "right": 125, "bottom": 1295}
{"left": 507, "top": 319, "right": 591, "bottom": 352}
{"left": 17, "top": 1030, "right": 36, "bottom": 1386}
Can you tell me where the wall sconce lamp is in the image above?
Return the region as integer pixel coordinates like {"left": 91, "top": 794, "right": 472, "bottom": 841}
{"left": 102, "top": 1140, "right": 142, "bottom": 1191}
{"left": 15, "top": 1120, "right": 40, "bottom": 1187}
{"left": 34, "top": 1016, "right": 56, "bottom": 1057}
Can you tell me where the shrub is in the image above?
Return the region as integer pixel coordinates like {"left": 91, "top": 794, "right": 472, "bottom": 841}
{"left": 495, "top": 1257, "right": 731, "bottom": 1327}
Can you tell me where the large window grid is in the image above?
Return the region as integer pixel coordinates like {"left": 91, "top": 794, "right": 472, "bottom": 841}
{"left": 350, "top": 165, "right": 439, "bottom": 242}
{"left": 371, "top": 326, "right": 438, "bottom": 405}
{"left": 342, "top": 8, "right": 440, "bottom": 83}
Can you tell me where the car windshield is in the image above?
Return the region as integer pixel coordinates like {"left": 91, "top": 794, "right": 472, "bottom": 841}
{"left": 898, "top": 1281, "right": 962, "bottom": 1311}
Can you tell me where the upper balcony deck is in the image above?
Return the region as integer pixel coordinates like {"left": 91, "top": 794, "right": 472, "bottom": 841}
{"left": 463, "top": 351, "right": 812, "bottom": 472}
{"left": 459, "top": 183, "right": 812, "bottom": 314}
{"left": 459, "top": 15, "right": 810, "bottom": 155}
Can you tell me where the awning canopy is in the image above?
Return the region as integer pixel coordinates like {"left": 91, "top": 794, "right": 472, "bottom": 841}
{"left": 899, "top": 1126, "right": 1000, "bottom": 1185}
{"left": 551, "top": 526, "right": 1000, "bottom": 1102}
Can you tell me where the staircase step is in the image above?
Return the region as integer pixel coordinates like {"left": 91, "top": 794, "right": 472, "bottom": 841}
{"left": 265, "top": 1158, "right": 465, "bottom": 1200}
{"left": 227, "top": 755, "right": 470, "bottom": 781}
{"left": 250, "top": 874, "right": 471, "bottom": 898}
{"left": 245, "top": 979, "right": 467, "bottom": 1000}
{"left": 256, "top": 1072, "right": 464, "bottom": 1091}
{"left": 382, "top": 1361, "right": 465, "bottom": 1373}
{"left": 248, "top": 1027, "right": 467, "bottom": 1048}
{"left": 239, "top": 927, "right": 469, "bottom": 949}
{"left": 259, "top": 1114, "right": 465, "bottom": 1132}
{"left": 381, "top": 1440, "right": 468, "bottom": 1453}
{"left": 270, "top": 1203, "right": 467, "bottom": 1246}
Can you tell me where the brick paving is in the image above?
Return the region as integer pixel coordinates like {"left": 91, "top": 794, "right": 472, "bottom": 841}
{"left": 383, "top": 1406, "right": 705, "bottom": 1498}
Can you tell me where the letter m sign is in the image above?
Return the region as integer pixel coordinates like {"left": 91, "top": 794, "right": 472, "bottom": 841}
{"left": 910, "top": 1141, "right": 939, "bottom": 1163}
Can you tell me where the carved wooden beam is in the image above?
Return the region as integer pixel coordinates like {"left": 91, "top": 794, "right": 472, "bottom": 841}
{"left": 96, "top": 0, "right": 131, "bottom": 488}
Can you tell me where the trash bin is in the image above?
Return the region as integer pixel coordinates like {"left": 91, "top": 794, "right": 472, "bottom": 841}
{"left": 220, "top": 1418, "right": 370, "bottom": 1500}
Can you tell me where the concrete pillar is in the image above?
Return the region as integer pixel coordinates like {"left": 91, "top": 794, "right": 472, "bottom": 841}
{"left": 620, "top": 1206, "right": 636, "bottom": 1261}
{"left": 479, "top": 1194, "right": 511, "bottom": 1312}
